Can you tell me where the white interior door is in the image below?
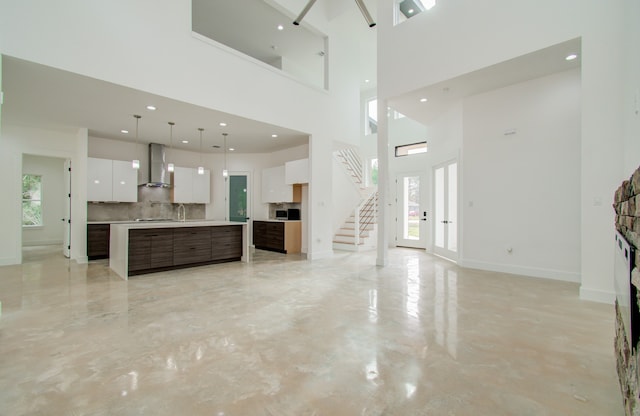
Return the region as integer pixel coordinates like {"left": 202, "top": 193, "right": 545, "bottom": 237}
{"left": 63, "top": 159, "right": 71, "bottom": 258}
{"left": 396, "top": 173, "right": 427, "bottom": 249}
{"left": 434, "top": 160, "right": 458, "bottom": 261}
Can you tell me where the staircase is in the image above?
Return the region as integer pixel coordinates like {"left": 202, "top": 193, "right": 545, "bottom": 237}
{"left": 333, "top": 148, "right": 378, "bottom": 251}
{"left": 335, "top": 148, "right": 366, "bottom": 189}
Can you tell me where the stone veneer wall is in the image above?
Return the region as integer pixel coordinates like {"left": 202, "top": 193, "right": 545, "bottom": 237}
{"left": 614, "top": 165, "right": 640, "bottom": 416}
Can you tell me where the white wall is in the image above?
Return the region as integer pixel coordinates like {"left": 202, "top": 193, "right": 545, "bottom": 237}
{"left": 0, "top": 0, "right": 359, "bottom": 260}
{"left": 0, "top": 123, "right": 87, "bottom": 265}
{"left": 622, "top": 0, "right": 640, "bottom": 175}
{"left": 461, "top": 69, "right": 581, "bottom": 281}
{"left": 22, "top": 154, "right": 66, "bottom": 246}
{"left": 377, "top": 0, "right": 632, "bottom": 302}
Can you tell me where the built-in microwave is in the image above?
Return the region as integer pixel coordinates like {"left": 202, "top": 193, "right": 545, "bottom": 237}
{"left": 275, "top": 210, "right": 288, "bottom": 220}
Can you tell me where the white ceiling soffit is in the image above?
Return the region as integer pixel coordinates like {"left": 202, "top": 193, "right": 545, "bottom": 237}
{"left": 388, "top": 38, "right": 582, "bottom": 125}
{"left": 1, "top": 56, "right": 309, "bottom": 153}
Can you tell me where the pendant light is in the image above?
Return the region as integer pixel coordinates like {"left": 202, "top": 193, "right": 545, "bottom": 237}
{"left": 197, "top": 128, "right": 204, "bottom": 175}
{"left": 222, "top": 132, "right": 229, "bottom": 178}
{"left": 132, "top": 115, "right": 141, "bottom": 170}
{"left": 167, "top": 122, "right": 175, "bottom": 173}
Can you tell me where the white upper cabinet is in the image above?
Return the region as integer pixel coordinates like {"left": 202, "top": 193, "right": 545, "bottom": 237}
{"left": 262, "top": 165, "right": 293, "bottom": 203}
{"left": 285, "top": 158, "right": 309, "bottom": 184}
{"left": 172, "top": 167, "right": 210, "bottom": 204}
{"left": 192, "top": 169, "right": 211, "bottom": 204}
{"left": 87, "top": 157, "right": 137, "bottom": 202}
{"left": 112, "top": 159, "right": 138, "bottom": 202}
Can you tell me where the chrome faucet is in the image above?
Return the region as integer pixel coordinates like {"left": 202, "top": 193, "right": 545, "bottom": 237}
{"left": 177, "top": 204, "right": 186, "bottom": 222}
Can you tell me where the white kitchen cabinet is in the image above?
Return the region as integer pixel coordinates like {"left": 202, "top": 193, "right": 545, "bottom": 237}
{"left": 87, "top": 157, "right": 137, "bottom": 202}
{"left": 192, "top": 169, "right": 211, "bottom": 204}
{"left": 172, "top": 167, "right": 210, "bottom": 203}
{"left": 262, "top": 165, "right": 293, "bottom": 203}
{"left": 285, "top": 158, "right": 309, "bottom": 184}
{"left": 112, "top": 160, "right": 138, "bottom": 202}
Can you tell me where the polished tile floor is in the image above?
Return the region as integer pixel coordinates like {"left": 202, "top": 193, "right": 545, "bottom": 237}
{"left": 0, "top": 245, "right": 622, "bottom": 415}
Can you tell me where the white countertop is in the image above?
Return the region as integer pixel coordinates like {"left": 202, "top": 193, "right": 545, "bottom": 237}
{"left": 109, "top": 220, "right": 245, "bottom": 229}
{"left": 254, "top": 219, "right": 302, "bottom": 223}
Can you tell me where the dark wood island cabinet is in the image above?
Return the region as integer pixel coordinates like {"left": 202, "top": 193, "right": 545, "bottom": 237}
{"left": 118, "top": 223, "right": 245, "bottom": 277}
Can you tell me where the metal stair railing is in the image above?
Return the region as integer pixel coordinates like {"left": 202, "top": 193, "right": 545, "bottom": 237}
{"left": 353, "top": 190, "right": 378, "bottom": 246}
{"left": 335, "top": 148, "right": 364, "bottom": 186}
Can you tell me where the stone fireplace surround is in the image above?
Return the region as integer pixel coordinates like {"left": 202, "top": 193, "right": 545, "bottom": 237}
{"left": 614, "top": 165, "right": 640, "bottom": 415}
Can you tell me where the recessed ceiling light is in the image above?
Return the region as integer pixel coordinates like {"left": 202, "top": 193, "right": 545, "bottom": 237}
{"left": 420, "top": 98, "right": 428, "bottom": 102}
{"left": 181, "top": 140, "right": 189, "bottom": 144}
{"left": 408, "top": 8, "right": 414, "bottom": 14}
{"left": 271, "top": 134, "right": 278, "bottom": 138}
{"left": 229, "top": 148, "right": 235, "bottom": 151}
{"left": 365, "top": 79, "right": 370, "bottom": 83}
{"left": 219, "top": 122, "right": 227, "bottom": 127}
{"left": 565, "top": 54, "right": 578, "bottom": 61}
{"left": 121, "top": 129, "right": 129, "bottom": 134}
{"left": 146, "top": 105, "right": 156, "bottom": 111}
{"left": 277, "top": 24, "right": 284, "bottom": 31}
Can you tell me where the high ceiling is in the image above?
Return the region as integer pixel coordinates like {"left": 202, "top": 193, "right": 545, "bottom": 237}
{"left": 388, "top": 38, "right": 582, "bottom": 125}
{"left": 1, "top": 0, "right": 379, "bottom": 154}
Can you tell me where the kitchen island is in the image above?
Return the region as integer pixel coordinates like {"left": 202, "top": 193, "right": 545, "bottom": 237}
{"left": 109, "top": 221, "right": 248, "bottom": 280}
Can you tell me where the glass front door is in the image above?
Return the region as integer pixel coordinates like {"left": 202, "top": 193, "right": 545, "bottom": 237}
{"left": 396, "top": 173, "right": 427, "bottom": 249}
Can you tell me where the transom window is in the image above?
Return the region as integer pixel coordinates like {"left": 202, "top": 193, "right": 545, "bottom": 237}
{"left": 395, "top": 142, "right": 428, "bottom": 157}
{"left": 395, "top": 0, "right": 436, "bottom": 25}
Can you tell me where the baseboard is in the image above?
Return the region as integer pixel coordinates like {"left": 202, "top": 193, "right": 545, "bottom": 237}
{"left": 0, "top": 256, "right": 20, "bottom": 266}
{"left": 579, "top": 287, "right": 615, "bottom": 304}
{"left": 458, "top": 258, "right": 581, "bottom": 283}
{"left": 307, "top": 250, "right": 334, "bottom": 260}
{"left": 22, "top": 240, "right": 63, "bottom": 247}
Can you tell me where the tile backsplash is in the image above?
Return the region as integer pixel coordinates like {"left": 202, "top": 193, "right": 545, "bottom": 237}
{"left": 87, "top": 187, "right": 205, "bottom": 221}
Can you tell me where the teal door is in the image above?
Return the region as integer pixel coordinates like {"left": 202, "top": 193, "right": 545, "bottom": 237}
{"left": 229, "top": 175, "right": 248, "bottom": 222}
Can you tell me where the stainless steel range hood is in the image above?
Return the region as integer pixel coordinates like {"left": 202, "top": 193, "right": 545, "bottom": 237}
{"left": 145, "top": 143, "right": 170, "bottom": 188}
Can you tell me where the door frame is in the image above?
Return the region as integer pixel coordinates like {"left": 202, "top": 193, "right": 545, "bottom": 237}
{"left": 395, "top": 171, "right": 428, "bottom": 249}
{"left": 432, "top": 159, "right": 459, "bottom": 261}
{"left": 63, "top": 159, "right": 71, "bottom": 258}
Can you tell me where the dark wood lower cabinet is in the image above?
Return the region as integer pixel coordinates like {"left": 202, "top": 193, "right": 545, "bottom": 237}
{"left": 87, "top": 224, "right": 110, "bottom": 260}
{"left": 253, "top": 221, "right": 285, "bottom": 253}
{"left": 173, "top": 227, "right": 212, "bottom": 266}
{"left": 128, "top": 225, "right": 243, "bottom": 276}
{"left": 128, "top": 229, "right": 174, "bottom": 272}
{"left": 211, "top": 225, "right": 243, "bottom": 260}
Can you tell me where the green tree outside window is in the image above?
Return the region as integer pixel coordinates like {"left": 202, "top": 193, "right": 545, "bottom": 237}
{"left": 22, "top": 174, "right": 43, "bottom": 226}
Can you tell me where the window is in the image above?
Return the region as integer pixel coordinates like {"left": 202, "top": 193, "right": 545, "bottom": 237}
{"left": 365, "top": 98, "right": 378, "bottom": 135}
{"left": 395, "top": 142, "right": 428, "bottom": 157}
{"left": 370, "top": 159, "right": 379, "bottom": 185}
{"left": 22, "top": 174, "right": 43, "bottom": 226}
{"left": 395, "top": 0, "right": 436, "bottom": 25}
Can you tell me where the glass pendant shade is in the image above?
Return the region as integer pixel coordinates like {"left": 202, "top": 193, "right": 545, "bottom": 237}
{"left": 133, "top": 115, "right": 141, "bottom": 170}
{"left": 197, "top": 128, "right": 204, "bottom": 175}
{"left": 167, "top": 122, "right": 175, "bottom": 173}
